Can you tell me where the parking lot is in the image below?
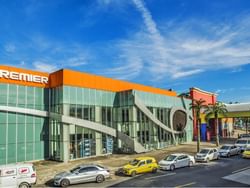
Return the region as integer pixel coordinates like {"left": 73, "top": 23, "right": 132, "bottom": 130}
{"left": 111, "top": 155, "right": 250, "bottom": 187}
{"left": 33, "top": 137, "right": 249, "bottom": 187}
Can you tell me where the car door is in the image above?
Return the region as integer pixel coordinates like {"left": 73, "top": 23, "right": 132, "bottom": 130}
{"left": 176, "top": 155, "right": 185, "bottom": 168}
{"left": 146, "top": 159, "right": 153, "bottom": 172}
{"left": 208, "top": 150, "right": 214, "bottom": 160}
{"left": 0, "top": 168, "right": 18, "bottom": 188}
{"left": 70, "top": 167, "right": 89, "bottom": 184}
{"left": 77, "top": 167, "right": 98, "bottom": 183}
{"left": 231, "top": 146, "right": 236, "bottom": 155}
{"left": 182, "top": 155, "right": 190, "bottom": 167}
{"left": 137, "top": 161, "right": 146, "bottom": 173}
{"left": 213, "top": 149, "right": 218, "bottom": 159}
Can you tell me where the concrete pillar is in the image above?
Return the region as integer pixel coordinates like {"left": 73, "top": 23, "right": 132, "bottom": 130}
{"left": 95, "top": 106, "right": 101, "bottom": 124}
{"left": 117, "top": 123, "right": 122, "bottom": 148}
{"left": 95, "top": 106, "right": 102, "bottom": 155}
{"left": 130, "top": 107, "right": 137, "bottom": 141}
{"left": 152, "top": 108, "right": 160, "bottom": 149}
{"left": 95, "top": 132, "right": 102, "bottom": 155}
{"left": 63, "top": 104, "right": 70, "bottom": 116}
{"left": 60, "top": 123, "right": 69, "bottom": 163}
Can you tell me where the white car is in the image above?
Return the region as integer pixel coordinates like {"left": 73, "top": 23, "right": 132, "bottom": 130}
{"left": 0, "top": 163, "right": 36, "bottom": 188}
{"left": 235, "top": 138, "right": 250, "bottom": 151}
{"left": 219, "top": 144, "right": 241, "bottom": 157}
{"left": 159, "top": 153, "right": 195, "bottom": 171}
{"left": 195, "top": 148, "right": 219, "bottom": 162}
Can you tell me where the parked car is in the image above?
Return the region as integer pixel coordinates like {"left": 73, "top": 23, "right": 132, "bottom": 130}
{"left": 242, "top": 147, "right": 250, "bottom": 159}
{"left": 0, "top": 163, "right": 36, "bottom": 188}
{"left": 159, "top": 153, "right": 195, "bottom": 171}
{"left": 53, "top": 164, "right": 110, "bottom": 187}
{"left": 122, "top": 157, "right": 158, "bottom": 177}
{"left": 235, "top": 138, "right": 250, "bottom": 151}
{"left": 238, "top": 134, "right": 250, "bottom": 138}
{"left": 219, "top": 144, "right": 241, "bottom": 157}
{"left": 195, "top": 148, "right": 219, "bottom": 162}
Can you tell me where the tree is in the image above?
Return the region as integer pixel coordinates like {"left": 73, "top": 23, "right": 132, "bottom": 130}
{"left": 205, "top": 102, "right": 228, "bottom": 146}
{"left": 245, "top": 117, "right": 249, "bottom": 134}
{"left": 190, "top": 98, "right": 207, "bottom": 152}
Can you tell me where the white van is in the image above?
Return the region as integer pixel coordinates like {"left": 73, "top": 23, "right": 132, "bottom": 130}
{"left": 235, "top": 138, "right": 250, "bottom": 151}
{"left": 0, "top": 163, "right": 36, "bottom": 188}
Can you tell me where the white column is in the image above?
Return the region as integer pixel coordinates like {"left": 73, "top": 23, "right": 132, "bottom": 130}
{"left": 95, "top": 132, "right": 102, "bottom": 155}
{"left": 60, "top": 123, "right": 69, "bottom": 163}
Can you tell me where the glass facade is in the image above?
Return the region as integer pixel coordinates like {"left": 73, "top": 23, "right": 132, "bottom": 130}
{"left": 0, "top": 83, "right": 49, "bottom": 110}
{"left": 0, "top": 77, "right": 193, "bottom": 164}
{"left": 0, "top": 83, "right": 49, "bottom": 165}
{"left": 48, "top": 86, "right": 193, "bottom": 160}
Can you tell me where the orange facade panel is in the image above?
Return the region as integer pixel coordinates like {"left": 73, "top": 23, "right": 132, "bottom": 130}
{"left": 60, "top": 69, "right": 177, "bottom": 97}
{"left": 0, "top": 65, "right": 177, "bottom": 97}
{"left": 0, "top": 65, "right": 49, "bottom": 88}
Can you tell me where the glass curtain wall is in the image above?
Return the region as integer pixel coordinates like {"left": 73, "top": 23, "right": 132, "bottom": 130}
{"left": 0, "top": 112, "right": 48, "bottom": 165}
{"left": 50, "top": 86, "right": 116, "bottom": 160}
{"left": 0, "top": 83, "right": 49, "bottom": 110}
{"left": 0, "top": 83, "right": 49, "bottom": 165}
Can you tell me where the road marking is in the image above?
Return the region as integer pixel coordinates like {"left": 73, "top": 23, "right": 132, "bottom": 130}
{"left": 175, "top": 182, "right": 196, "bottom": 188}
{"left": 145, "top": 172, "right": 176, "bottom": 180}
{"left": 232, "top": 166, "right": 250, "bottom": 174}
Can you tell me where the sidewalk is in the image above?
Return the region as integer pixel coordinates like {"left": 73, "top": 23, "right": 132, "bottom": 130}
{"left": 33, "top": 140, "right": 235, "bottom": 187}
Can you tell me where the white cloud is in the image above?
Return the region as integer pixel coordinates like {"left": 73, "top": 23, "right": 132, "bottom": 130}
{"left": 4, "top": 44, "right": 16, "bottom": 53}
{"left": 171, "top": 69, "right": 204, "bottom": 79}
{"left": 67, "top": 56, "right": 88, "bottom": 67}
{"left": 98, "top": 1, "right": 250, "bottom": 81}
{"left": 104, "top": 55, "right": 143, "bottom": 80}
{"left": 33, "top": 61, "right": 58, "bottom": 72}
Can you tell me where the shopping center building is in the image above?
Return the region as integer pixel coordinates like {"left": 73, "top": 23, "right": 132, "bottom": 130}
{"left": 0, "top": 65, "right": 193, "bottom": 165}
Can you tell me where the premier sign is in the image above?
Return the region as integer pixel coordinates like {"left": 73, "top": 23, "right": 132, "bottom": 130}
{"left": 0, "top": 69, "right": 48, "bottom": 84}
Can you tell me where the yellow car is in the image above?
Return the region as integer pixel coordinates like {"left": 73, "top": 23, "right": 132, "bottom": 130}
{"left": 122, "top": 157, "right": 159, "bottom": 177}
{"left": 242, "top": 147, "right": 250, "bottom": 158}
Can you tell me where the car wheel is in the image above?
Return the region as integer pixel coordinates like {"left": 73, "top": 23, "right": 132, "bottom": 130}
{"left": 60, "top": 179, "right": 70, "bottom": 187}
{"left": 19, "top": 182, "right": 30, "bottom": 188}
{"left": 206, "top": 158, "right": 210, "bottom": 163}
{"left": 170, "top": 164, "right": 175, "bottom": 171}
{"left": 189, "top": 161, "right": 194, "bottom": 167}
{"left": 131, "top": 171, "right": 136, "bottom": 177}
{"left": 96, "top": 175, "right": 105, "bottom": 183}
{"left": 152, "top": 167, "right": 157, "bottom": 173}
{"left": 227, "top": 153, "right": 230, "bottom": 158}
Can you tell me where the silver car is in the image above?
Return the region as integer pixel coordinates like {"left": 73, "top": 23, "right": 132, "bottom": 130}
{"left": 235, "top": 138, "right": 250, "bottom": 151}
{"left": 219, "top": 144, "right": 241, "bottom": 157}
{"left": 195, "top": 148, "right": 219, "bottom": 162}
{"left": 159, "top": 153, "right": 195, "bottom": 171}
{"left": 54, "top": 164, "right": 110, "bottom": 187}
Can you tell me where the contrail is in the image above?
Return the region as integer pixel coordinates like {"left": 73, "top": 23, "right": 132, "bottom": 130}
{"left": 132, "top": 0, "right": 169, "bottom": 75}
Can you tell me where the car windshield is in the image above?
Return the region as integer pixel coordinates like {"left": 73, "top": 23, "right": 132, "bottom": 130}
{"left": 199, "top": 149, "right": 210, "bottom": 154}
{"left": 70, "top": 166, "right": 81, "bottom": 173}
{"left": 164, "top": 155, "right": 177, "bottom": 161}
{"left": 129, "top": 159, "right": 140, "bottom": 166}
{"left": 236, "top": 140, "right": 247, "bottom": 144}
{"left": 240, "top": 134, "right": 250, "bottom": 138}
{"left": 221, "top": 146, "right": 230, "bottom": 150}
{"left": 96, "top": 165, "right": 104, "bottom": 169}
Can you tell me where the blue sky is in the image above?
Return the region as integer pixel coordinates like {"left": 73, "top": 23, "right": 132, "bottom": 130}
{"left": 1, "top": 0, "right": 250, "bottom": 103}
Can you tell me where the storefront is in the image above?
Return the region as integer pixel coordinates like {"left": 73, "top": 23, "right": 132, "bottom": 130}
{"left": 0, "top": 65, "right": 193, "bottom": 164}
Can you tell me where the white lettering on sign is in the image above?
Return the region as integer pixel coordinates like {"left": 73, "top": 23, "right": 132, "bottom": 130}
{"left": 0, "top": 69, "right": 48, "bottom": 84}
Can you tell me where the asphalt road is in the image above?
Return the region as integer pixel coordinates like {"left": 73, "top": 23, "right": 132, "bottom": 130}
{"left": 110, "top": 155, "right": 250, "bottom": 187}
